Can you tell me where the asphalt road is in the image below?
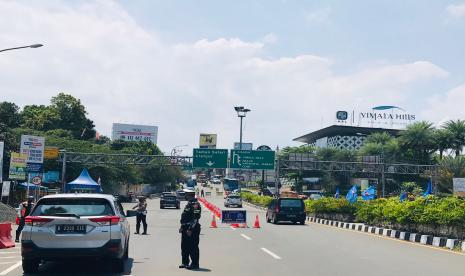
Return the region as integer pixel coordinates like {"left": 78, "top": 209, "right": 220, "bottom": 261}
{"left": 4, "top": 188, "right": 465, "bottom": 275}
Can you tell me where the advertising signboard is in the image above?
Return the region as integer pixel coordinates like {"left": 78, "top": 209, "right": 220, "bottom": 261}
{"left": 44, "top": 146, "right": 60, "bottom": 159}
{"left": 26, "top": 163, "right": 43, "bottom": 173}
{"left": 9, "top": 152, "right": 27, "bottom": 180}
{"left": 221, "top": 210, "right": 247, "bottom": 224}
{"left": 453, "top": 178, "right": 465, "bottom": 197}
{"left": 1, "top": 181, "right": 10, "bottom": 197}
{"left": 335, "top": 106, "right": 416, "bottom": 129}
{"left": 233, "top": 142, "right": 253, "bottom": 150}
{"left": 0, "top": 141, "right": 3, "bottom": 183}
{"left": 199, "top": 134, "right": 217, "bottom": 149}
{"left": 230, "top": 150, "right": 275, "bottom": 170}
{"left": 20, "top": 135, "right": 45, "bottom": 164}
{"left": 112, "top": 123, "right": 158, "bottom": 144}
{"left": 192, "top": 149, "right": 228, "bottom": 168}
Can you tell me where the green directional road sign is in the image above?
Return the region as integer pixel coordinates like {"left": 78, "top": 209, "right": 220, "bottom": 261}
{"left": 230, "top": 150, "right": 275, "bottom": 170}
{"left": 193, "top": 148, "right": 228, "bottom": 168}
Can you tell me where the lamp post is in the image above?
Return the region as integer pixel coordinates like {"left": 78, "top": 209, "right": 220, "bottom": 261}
{"left": 0, "top": 44, "right": 43, "bottom": 53}
{"left": 234, "top": 106, "right": 251, "bottom": 150}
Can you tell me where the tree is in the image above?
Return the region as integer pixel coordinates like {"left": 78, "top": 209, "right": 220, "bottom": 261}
{"left": 399, "top": 121, "right": 435, "bottom": 162}
{"left": 438, "top": 156, "right": 465, "bottom": 193}
{"left": 443, "top": 119, "right": 465, "bottom": 157}
{"left": 360, "top": 132, "right": 400, "bottom": 162}
{"left": 50, "top": 93, "right": 96, "bottom": 139}
{"left": 0, "top": 102, "right": 21, "bottom": 128}
{"left": 20, "top": 105, "right": 59, "bottom": 131}
{"left": 433, "top": 129, "right": 453, "bottom": 160}
{"left": 365, "top": 132, "right": 392, "bottom": 145}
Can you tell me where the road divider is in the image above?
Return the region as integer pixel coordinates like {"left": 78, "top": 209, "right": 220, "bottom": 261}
{"left": 0, "top": 224, "right": 14, "bottom": 249}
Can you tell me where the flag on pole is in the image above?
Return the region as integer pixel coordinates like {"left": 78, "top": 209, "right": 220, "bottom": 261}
{"left": 399, "top": 192, "right": 407, "bottom": 202}
{"left": 423, "top": 180, "right": 433, "bottom": 197}
{"left": 362, "top": 186, "right": 376, "bottom": 200}
{"left": 346, "top": 185, "right": 358, "bottom": 203}
{"left": 335, "top": 187, "right": 340, "bottom": 199}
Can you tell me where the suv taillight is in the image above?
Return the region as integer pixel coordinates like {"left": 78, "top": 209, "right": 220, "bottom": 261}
{"left": 25, "top": 216, "right": 54, "bottom": 226}
{"left": 89, "top": 216, "right": 120, "bottom": 226}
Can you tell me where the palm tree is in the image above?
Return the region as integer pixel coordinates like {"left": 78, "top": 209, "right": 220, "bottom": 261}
{"left": 433, "top": 129, "right": 453, "bottom": 160}
{"left": 365, "top": 132, "right": 392, "bottom": 145}
{"left": 443, "top": 119, "right": 465, "bottom": 157}
{"left": 399, "top": 121, "right": 435, "bottom": 162}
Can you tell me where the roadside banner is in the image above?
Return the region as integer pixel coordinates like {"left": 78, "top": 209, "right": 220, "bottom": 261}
{"left": 346, "top": 185, "right": 358, "bottom": 203}
{"left": 9, "top": 152, "right": 27, "bottom": 180}
{"left": 20, "top": 135, "right": 45, "bottom": 164}
{"left": 0, "top": 141, "right": 3, "bottom": 183}
{"left": 453, "top": 178, "right": 465, "bottom": 197}
{"left": 1, "top": 181, "right": 10, "bottom": 197}
{"left": 362, "top": 186, "right": 376, "bottom": 200}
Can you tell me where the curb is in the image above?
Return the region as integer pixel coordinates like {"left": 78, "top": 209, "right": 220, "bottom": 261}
{"left": 307, "top": 215, "right": 465, "bottom": 253}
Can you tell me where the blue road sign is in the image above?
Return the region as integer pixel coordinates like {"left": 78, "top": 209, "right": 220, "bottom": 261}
{"left": 221, "top": 210, "right": 247, "bottom": 224}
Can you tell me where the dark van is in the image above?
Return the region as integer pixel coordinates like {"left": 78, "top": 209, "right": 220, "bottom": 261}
{"left": 266, "top": 198, "right": 306, "bottom": 225}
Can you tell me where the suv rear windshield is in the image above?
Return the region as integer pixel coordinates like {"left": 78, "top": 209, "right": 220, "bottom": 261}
{"left": 163, "top": 195, "right": 176, "bottom": 200}
{"left": 280, "top": 199, "right": 304, "bottom": 208}
{"left": 32, "top": 198, "right": 114, "bottom": 216}
{"left": 228, "top": 195, "right": 241, "bottom": 199}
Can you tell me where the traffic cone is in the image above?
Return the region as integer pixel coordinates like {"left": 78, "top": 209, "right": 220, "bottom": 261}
{"left": 210, "top": 214, "right": 217, "bottom": 228}
{"left": 253, "top": 215, "right": 261, "bottom": 229}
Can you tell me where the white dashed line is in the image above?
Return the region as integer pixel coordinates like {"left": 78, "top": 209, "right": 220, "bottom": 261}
{"left": 230, "top": 226, "right": 237, "bottom": 231}
{"left": 240, "top": 234, "right": 252, "bottom": 240}
{"left": 261, "top": 248, "right": 281, "bottom": 260}
{"left": 0, "top": 261, "right": 22, "bottom": 275}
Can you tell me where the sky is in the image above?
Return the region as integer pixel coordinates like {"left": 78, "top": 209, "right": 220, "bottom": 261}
{"left": 1, "top": 0, "right": 465, "bottom": 154}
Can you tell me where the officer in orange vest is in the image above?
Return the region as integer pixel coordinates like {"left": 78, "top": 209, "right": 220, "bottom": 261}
{"left": 15, "top": 196, "right": 34, "bottom": 242}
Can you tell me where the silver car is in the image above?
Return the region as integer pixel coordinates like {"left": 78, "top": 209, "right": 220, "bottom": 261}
{"left": 224, "top": 194, "right": 242, "bottom": 208}
{"left": 21, "top": 193, "right": 132, "bottom": 273}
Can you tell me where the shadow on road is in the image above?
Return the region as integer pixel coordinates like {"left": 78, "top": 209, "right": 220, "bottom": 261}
{"left": 190, "top": 268, "right": 211, "bottom": 272}
{"left": 23, "top": 258, "right": 134, "bottom": 276}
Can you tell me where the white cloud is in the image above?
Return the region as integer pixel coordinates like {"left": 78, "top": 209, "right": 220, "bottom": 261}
{"left": 446, "top": 3, "right": 465, "bottom": 18}
{"left": 423, "top": 84, "right": 465, "bottom": 126}
{"left": 261, "top": 33, "right": 278, "bottom": 44}
{"left": 305, "top": 6, "right": 332, "bottom": 24}
{"left": 0, "top": 1, "right": 451, "bottom": 152}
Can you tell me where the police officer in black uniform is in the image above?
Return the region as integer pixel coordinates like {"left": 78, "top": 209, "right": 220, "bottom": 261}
{"left": 179, "top": 197, "right": 201, "bottom": 270}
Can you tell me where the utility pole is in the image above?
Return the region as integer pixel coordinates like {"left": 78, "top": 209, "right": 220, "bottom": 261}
{"left": 61, "top": 150, "right": 67, "bottom": 192}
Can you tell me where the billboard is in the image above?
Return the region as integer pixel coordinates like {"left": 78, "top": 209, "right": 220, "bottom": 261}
{"left": 453, "top": 178, "right": 465, "bottom": 197}
{"left": 9, "top": 152, "right": 27, "bottom": 180}
{"left": 335, "top": 106, "right": 416, "bottom": 129}
{"left": 0, "top": 141, "right": 3, "bottom": 183}
{"left": 234, "top": 142, "right": 253, "bottom": 150}
{"left": 199, "top": 134, "right": 217, "bottom": 149}
{"left": 20, "top": 135, "right": 45, "bottom": 164}
{"left": 112, "top": 123, "right": 158, "bottom": 144}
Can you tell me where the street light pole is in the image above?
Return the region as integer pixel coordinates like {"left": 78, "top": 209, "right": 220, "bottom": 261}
{"left": 234, "top": 106, "right": 250, "bottom": 150}
{"left": 0, "top": 44, "right": 43, "bottom": 53}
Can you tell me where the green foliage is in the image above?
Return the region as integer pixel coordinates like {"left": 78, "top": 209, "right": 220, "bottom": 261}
{"left": 304, "top": 196, "right": 465, "bottom": 226}
{"left": 241, "top": 193, "right": 273, "bottom": 207}
{"left": 305, "top": 197, "right": 358, "bottom": 215}
{"left": 399, "top": 121, "right": 435, "bottom": 162}
{"left": 0, "top": 102, "right": 21, "bottom": 128}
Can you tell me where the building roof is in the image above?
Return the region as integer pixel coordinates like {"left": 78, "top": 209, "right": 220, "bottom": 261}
{"left": 294, "top": 125, "right": 401, "bottom": 144}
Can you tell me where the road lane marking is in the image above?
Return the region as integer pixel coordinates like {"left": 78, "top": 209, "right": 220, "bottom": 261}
{"left": 0, "top": 261, "right": 21, "bottom": 275}
{"left": 261, "top": 248, "right": 281, "bottom": 260}
{"left": 230, "top": 226, "right": 237, "bottom": 231}
{"left": 240, "top": 234, "right": 252, "bottom": 240}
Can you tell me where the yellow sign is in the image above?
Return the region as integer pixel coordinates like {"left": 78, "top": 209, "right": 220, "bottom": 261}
{"left": 199, "top": 134, "right": 217, "bottom": 148}
{"left": 44, "top": 147, "right": 59, "bottom": 159}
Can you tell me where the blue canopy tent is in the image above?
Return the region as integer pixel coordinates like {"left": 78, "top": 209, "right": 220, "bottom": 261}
{"left": 65, "top": 169, "right": 102, "bottom": 193}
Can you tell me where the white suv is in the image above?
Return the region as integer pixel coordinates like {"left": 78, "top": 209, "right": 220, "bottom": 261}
{"left": 224, "top": 195, "right": 242, "bottom": 208}
{"left": 21, "top": 194, "right": 132, "bottom": 273}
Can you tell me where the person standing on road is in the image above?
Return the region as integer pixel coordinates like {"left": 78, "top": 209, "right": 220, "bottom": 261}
{"left": 179, "top": 197, "right": 202, "bottom": 270}
{"left": 15, "top": 196, "right": 35, "bottom": 242}
{"left": 201, "top": 189, "right": 205, "bottom": 197}
{"left": 132, "top": 197, "right": 148, "bottom": 235}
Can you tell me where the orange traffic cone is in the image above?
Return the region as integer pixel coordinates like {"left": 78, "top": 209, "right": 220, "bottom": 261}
{"left": 253, "top": 215, "right": 261, "bottom": 228}
{"left": 210, "top": 214, "right": 217, "bottom": 228}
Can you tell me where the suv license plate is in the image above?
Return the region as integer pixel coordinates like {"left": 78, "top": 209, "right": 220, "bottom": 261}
{"left": 56, "top": 225, "right": 86, "bottom": 234}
